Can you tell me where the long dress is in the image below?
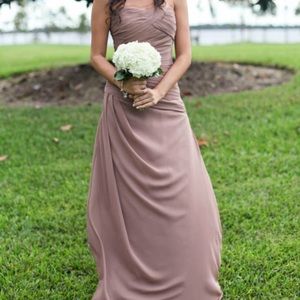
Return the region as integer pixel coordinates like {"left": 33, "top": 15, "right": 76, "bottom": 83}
{"left": 86, "top": 3, "right": 223, "bottom": 300}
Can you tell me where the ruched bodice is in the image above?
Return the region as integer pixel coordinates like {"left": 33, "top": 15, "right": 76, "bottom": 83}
{"left": 104, "top": 3, "right": 181, "bottom": 102}
{"left": 86, "top": 3, "right": 223, "bottom": 300}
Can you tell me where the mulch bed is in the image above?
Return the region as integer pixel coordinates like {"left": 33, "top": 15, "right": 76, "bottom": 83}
{"left": 0, "top": 60, "right": 294, "bottom": 107}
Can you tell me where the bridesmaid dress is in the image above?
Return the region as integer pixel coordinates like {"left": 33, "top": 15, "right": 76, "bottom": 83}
{"left": 86, "top": 2, "right": 223, "bottom": 299}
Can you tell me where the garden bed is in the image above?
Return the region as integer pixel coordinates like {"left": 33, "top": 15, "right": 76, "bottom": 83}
{"left": 0, "top": 60, "right": 294, "bottom": 107}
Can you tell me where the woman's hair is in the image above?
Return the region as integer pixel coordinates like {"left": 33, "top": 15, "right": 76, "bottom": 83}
{"left": 106, "top": 0, "right": 166, "bottom": 26}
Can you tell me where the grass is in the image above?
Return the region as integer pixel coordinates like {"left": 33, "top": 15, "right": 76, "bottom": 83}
{"left": 0, "top": 43, "right": 299, "bottom": 299}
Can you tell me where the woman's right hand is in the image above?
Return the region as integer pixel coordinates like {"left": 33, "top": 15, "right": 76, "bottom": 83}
{"left": 123, "top": 77, "right": 147, "bottom": 97}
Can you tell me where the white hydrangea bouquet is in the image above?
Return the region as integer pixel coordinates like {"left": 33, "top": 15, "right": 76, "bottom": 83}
{"left": 112, "top": 40, "right": 163, "bottom": 82}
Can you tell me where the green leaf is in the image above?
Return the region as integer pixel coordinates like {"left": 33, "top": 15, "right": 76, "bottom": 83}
{"left": 114, "top": 70, "right": 126, "bottom": 81}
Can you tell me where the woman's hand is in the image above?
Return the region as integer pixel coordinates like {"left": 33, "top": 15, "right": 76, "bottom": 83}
{"left": 123, "top": 77, "right": 147, "bottom": 96}
{"left": 132, "top": 88, "right": 162, "bottom": 110}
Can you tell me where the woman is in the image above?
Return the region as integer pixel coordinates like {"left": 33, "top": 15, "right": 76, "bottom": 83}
{"left": 86, "top": 0, "right": 223, "bottom": 299}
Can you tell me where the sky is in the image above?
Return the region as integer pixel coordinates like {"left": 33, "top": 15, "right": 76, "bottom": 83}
{"left": 0, "top": 0, "right": 300, "bottom": 31}
{"left": 198, "top": 0, "right": 300, "bottom": 26}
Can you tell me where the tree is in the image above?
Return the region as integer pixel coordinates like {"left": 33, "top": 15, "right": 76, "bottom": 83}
{"left": 77, "top": 13, "right": 89, "bottom": 32}
{"left": 1, "top": 0, "right": 299, "bottom": 15}
{"left": 220, "top": 0, "right": 276, "bottom": 13}
{"left": 0, "top": 0, "right": 277, "bottom": 10}
{"left": 296, "top": 3, "right": 300, "bottom": 15}
{"left": 221, "top": 0, "right": 279, "bottom": 16}
{"left": 13, "top": 7, "right": 27, "bottom": 30}
{"left": 12, "top": 0, "right": 27, "bottom": 31}
{"left": 0, "top": 0, "right": 35, "bottom": 6}
{"left": 44, "top": 6, "right": 73, "bottom": 31}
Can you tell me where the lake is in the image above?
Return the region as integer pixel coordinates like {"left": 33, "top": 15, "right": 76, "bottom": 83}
{"left": 1, "top": 27, "right": 300, "bottom": 46}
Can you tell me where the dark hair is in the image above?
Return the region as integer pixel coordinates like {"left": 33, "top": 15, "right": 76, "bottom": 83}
{"left": 105, "top": 0, "right": 166, "bottom": 26}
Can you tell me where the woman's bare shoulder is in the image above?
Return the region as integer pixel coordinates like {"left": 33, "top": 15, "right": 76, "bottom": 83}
{"left": 173, "top": 0, "right": 188, "bottom": 10}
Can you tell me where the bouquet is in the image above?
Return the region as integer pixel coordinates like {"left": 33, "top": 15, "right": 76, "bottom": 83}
{"left": 112, "top": 40, "right": 163, "bottom": 81}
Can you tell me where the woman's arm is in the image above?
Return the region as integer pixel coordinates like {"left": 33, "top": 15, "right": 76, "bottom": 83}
{"left": 90, "top": 0, "right": 147, "bottom": 95}
{"left": 90, "top": 0, "right": 123, "bottom": 89}
{"left": 154, "top": 0, "right": 192, "bottom": 99}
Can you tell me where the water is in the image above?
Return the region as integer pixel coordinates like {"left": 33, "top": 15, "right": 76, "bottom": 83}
{"left": 0, "top": 27, "right": 300, "bottom": 46}
{"left": 190, "top": 27, "right": 300, "bottom": 45}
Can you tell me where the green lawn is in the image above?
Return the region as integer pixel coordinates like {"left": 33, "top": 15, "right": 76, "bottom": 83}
{"left": 0, "top": 43, "right": 299, "bottom": 299}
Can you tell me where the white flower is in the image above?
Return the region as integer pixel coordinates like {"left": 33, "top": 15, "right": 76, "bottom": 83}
{"left": 112, "top": 40, "right": 162, "bottom": 78}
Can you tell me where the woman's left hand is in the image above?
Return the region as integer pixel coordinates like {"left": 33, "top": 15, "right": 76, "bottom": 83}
{"left": 131, "top": 88, "right": 162, "bottom": 110}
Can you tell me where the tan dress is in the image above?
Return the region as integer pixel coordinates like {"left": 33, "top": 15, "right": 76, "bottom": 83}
{"left": 86, "top": 3, "right": 223, "bottom": 299}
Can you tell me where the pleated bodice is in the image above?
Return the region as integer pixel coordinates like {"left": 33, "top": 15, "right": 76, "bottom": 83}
{"left": 104, "top": 3, "right": 180, "bottom": 100}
